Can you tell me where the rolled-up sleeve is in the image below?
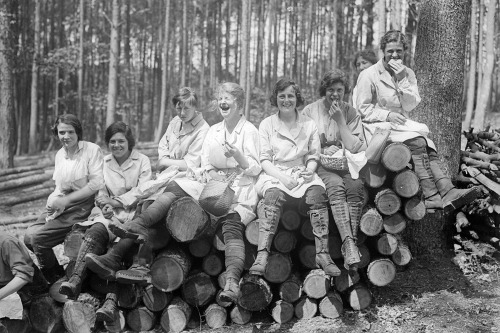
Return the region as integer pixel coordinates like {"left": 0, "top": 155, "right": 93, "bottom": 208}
{"left": 355, "top": 71, "right": 391, "bottom": 122}
{"left": 87, "top": 145, "right": 104, "bottom": 191}
{"left": 259, "top": 119, "right": 274, "bottom": 163}
{"left": 398, "top": 69, "right": 421, "bottom": 113}
{"left": 184, "top": 124, "right": 209, "bottom": 170}
{"left": 242, "top": 126, "right": 261, "bottom": 176}
{"left": 3, "top": 239, "right": 34, "bottom": 283}
{"left": 304, "top": 123, "right": 321, "bottom": 163}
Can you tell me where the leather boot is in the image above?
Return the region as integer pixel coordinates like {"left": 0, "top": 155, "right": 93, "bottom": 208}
{"left": 331, "top": 201, "right": 360, "bottom": 269}
{"left": 220, "top": 277, "right": 240, "bottom": 303}
{"left": 347, "top": 202, "right": 363, "bottom": 240}
{"left": 96, "top": 292, "right": 118, "bottom": 323}
{"left": 429, "top": 160, "right": 480, "bottom": 214}
{"left": 249, "top": 204, "right": 280, "bottom": 276}
{"left": 411, "top": 154, "right": 444, "bottom": 211}
{"left": 85, "top": 238, "right": 134, "bottom": 280}
{"left": 115, "top": 244, "right": 152, "bottom": 285}
{"left": 110, "top": 192, "right": 177, "bottom": 243}
{"left": 220, "top": 214, "right": 245, "bottom": 303}
{"left": 310, "top": 207, "right": 341, "bottom": 276}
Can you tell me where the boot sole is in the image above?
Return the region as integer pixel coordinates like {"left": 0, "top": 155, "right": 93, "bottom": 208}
{"left": 249, "top": 269, "right": 264, "bottom": 276}
{"left": 445, "top": 187, "right": 480, "bottom": 214}
{"left": 109, "top": 224, "right": 146, "bottom": 244}
{"left": 85, "top": 256, "right": 118, "bottom": 281}
{"left": 219, "top": 291, "right": 238, "bottom": 303}
{"left": 59, "top": 283, "right": 77, "bottom": 299}
{"left": 115, "top": 271, "right": 151, "bottom": 285}
{"left": 96, "top": 310, "right": 115, "bottom": 323}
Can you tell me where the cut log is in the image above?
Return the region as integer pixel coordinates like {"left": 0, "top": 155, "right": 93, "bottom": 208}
{"left": 217, "top": 271, "right": 227, "bottom": 290}
{"left": 300, "top": 218, "right": 314, "bottom": 241}
{"left": 298, "top": 243, "right": 316, "bottom": 269}
{"left": 382, "top": 142, "right": 411, "bottom": 172}
{"left": 294, "top": 296, "right": 317, "bottom": 319}
{"left": 0, "top": 164, "right": 46, "bottom": 177}
{"left": 103, "top": 309, "right": 126, "bottom": 333}
{"left": 238, "top": 274, "right": 272, "bottom": 311}
{"left": 334, "top": 269, "right": 360, "bottom": 293}
{"left": 360, "top": 163, "right": 387, "bottom": 188}
{"left": 358, "top": 244, "right": 371, "bottom": 269}
{"left": 264, "top": 252, "right": 292, "bottom": 283}
{"left": 303, "top": 269, "right": 330, "bottom": 299}
{"left": 271, "top": 300, "right": 294, "bottom": 324}
{"left": 244, "top": 243, "right": 257, "bottom": 270}
{"left": 186, "top": 313, "right": 201, "bottom": 330}
{"left": 63, "top": 228, "right": 85, "bottom": 261}
{"left": 383, "top": 212, "right": 407, "bottom": 234}
{"left": 374, "top": 188, "right": 401, "bottom": 215}
{"left": 0, "top": 173, "right": 53, "bottom": 192}
{"left": 245, "top": 219, "right": 259, "bottom": 245}
{"left": 376, "top": 233, "right": 399, "bottom": 255}
{"left": 329, "top": 234, "right": 343, "bottom": 260}
{"left": 126, "top": 306, "right": 156, "bottom": 332}
{"left": 117, "top": 283, "right": 141, "bottom": 309}
{"left": 279, "top": 272, "right": 302, "bottom": 303}
{"left": 281, "top": 209, "right": 301, "bottom": 230}
{"left": 393, "top": 169, "right": 420, "bottom": 198}
{"left": 348, "top": 284, "right": 372, "bottom": 310}
{"left": 204, "top": 303, "right": 227, "bottom": 329}
{"left": 143, "top": 284, "right": 173, "bottom": 312}
{"left": 0, "top": 214, "right": 39, "bottom": 226}
{"left": 359, "top": 208, "right": 383, "bottom": 236}
{"left": 391, "top": 243, "right": 412, "bottom": 266}
{"left": 319, "top": 291, "right": 343, "bottom": 319}
{"left": 88, "top": 274, "right": 115, "bottom": 295}
{"left": 202, "top": 252, "right": 224, "bottom": 277}
{"left": 404, "top": 197, "right": 426, "bottom": 221}
{"left": 181, "top": 271, "right": 217, "bottom": 307}
{"left": 151, "top": 248, "right": 191, "bottom": 292}
{"left": 49, "top": 277, "right": 70, "bottom": 303}
{"left": 229, "top": 305, "right": 252, "bottom": 325}
{"left": 160, "top": 297, "right": 192, "bottom": 333}
{"left": 166, "top": 197, "right": 210, "bottom": 242}
{"left": 62, "top": 299, "right": 96, "bottom": 333}
{"left": 29, "top": 294, "right": 65, "bottom": 333}
{"left": 148, "top": 219, "right": 171, "bottom": 250}
{"left": 273, "top": 229, "right": 297, "bottom": 253}
{"left": 367, "top": 258, "right": 396, "bottom": 286}
{"left": 213, "top": 226, "right": 225, "bottom": 251}
{"left": 0, "top": 187, "right": 55, "bottom": 207}
{"left": 188, "top": 238, "right": 211, "bottom": 258}
{"left": 215, "top": 290, "right": 232, "bottom": 308}
{"left": 0, "top": 169, "right": 44, "bottom": 183}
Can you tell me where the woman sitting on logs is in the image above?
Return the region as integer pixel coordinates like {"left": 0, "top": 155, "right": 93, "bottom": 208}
{"left": 302, "top": 69, "right": 367, "bottom": 276}
{"left": 354, "top": 30, "right": 479, "bottom": 213}
{"left": 24, "top": 114, "right": 104, "bottom": 284}
{"left": 250, "top": 78, "right": 339, "bottom": 277}
{"left": 86, "top": 87, "right": 209, "bottom": 285}
{"left": 199, "top": 82, "right": 261, "bottom": 303}
{"left": 58, "top": 122, "right": 151, "bottom": 304}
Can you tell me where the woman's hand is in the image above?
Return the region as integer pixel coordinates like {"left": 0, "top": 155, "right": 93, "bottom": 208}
{"left": 388, "top": 59, "right": 407, "bottom": 81}
{"left": 224, "top": 141, "right": 249, "bottom": 170}
{"left": 300, "top": 169, "right": 315, "bottom": 183}
{"left": 48, "top": 196, "right": 70, "bottom": 214}
{"left": 328, "top": 100, "right": 344, "bottom": 123}
{"left": 387, "top": 112, "right": 407, "bottom": 125}
{"left": 208, "top": 170, "right": 226, "bottom": 181}
{"left": 96, "top": 195, "right": 122, "bottom": 208}
{"left": 279, "top": 174, "right": 299, "bottom": 190}
{"left": 323, "top": 145, "right": 340, "bottom": 156}
{"left": 102, "top": 204, "right": 114, "bottom": 219}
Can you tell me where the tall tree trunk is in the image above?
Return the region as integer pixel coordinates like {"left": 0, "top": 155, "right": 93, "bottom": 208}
{"left": 472, "top": 0, "right": 495, "bottom": 131}
{"left": 463, "top": 0, "right": 478, "bottom": 130}
{"left": 225, "top": 0, "right": 231, "bottom": 80}
{"left": 239, "top": 0, "right": 250, "bottom": 96}
{"left": 405, "top": 1, "right": 418, "bottom": 68}
{"left": 408, "top": 0, "right": 471, "bottom": 255}
{"left": 365, "top": 0, "right": 374, "bottom": 47}
{"left": 77, "top": 0, "right": 84, "bottom": 118}
{"left": 378, "top": 0, "right": 386, "bottom": 53}
{"left": 28, "top": 0, "right": 41, "bottom": 154}
{"left": 106, "top": 0, "right": 120, "bottom": 128}
{"left": 155, "top": 0, "right": 171, "bottom": 143}
{"left": 266, "top": 0, "right": 275, "bottom": 92}
{"left": 0, "top": 0, "right": 15, "bottom": 168}
{"left": 272, "top": 2, "right": 280, "bottom": 85}
{"left": 390, "top": 0, "right": 401, "bottom": 30}
{"left": 200, "top": 1, "right": 207, "bottom": 98}
{"left": 180, "top": 0, "right": 187, "bottom": 87}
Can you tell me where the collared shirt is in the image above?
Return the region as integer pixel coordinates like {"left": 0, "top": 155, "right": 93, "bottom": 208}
{"left": 52, "top": 140, "right": 104, "bottom": 194}
{"left": 302, "top": 99, "right": 365, "bottom": 153}
{"left": 259, "top": 112, "right": 321, "bottom": 167}
{"left": 99, "top": 149, "right": 152, "bottom": 208}
{"left": 158, "top": 113, "right": 210, "bottom": 170}
{"left": 0, "top": 234, "right": 34, "bottom": 285}
{"left": 355, "top": 58, "right": 421, "bottom": 122}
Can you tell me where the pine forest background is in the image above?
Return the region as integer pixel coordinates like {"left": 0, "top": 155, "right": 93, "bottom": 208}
{"left": 1, "top": 0, "right": 499, "bottom": 159}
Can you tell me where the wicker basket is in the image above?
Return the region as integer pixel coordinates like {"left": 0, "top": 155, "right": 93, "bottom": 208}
{"left": 199, "top": 173, "right": 237, "bottom": 217}
{"left": 320, "top": 144, "right": 348, "bottom": 171}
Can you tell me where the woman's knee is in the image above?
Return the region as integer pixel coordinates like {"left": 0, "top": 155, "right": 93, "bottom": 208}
{"left": 305, "top": 185, "right": 328, "bottom": 209}
{"left": 404, "top": 137, "right": 427, "bottom": 155}
{"left": 344, "top": 178, "right": 365, "bottom": 203}
{"left": 263, "top": 188, "right": 286, "bottom": 207}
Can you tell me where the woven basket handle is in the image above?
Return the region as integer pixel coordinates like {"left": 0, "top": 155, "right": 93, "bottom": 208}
{"left": 225, "top": 171, "right": 238, "bottom": 186}
{"left": 340, "top": 142, "right": 346, "bottom": 157}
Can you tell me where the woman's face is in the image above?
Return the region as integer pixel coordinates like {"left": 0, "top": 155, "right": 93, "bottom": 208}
{"left": 383, "top": 41, "right": 404, "bottom": 64}
{"left": 324, "top": 82, "right": 345, "bottom": 108}
{"left": 108, "top": 132, "right": 130, "bottom": 161}
{"left": 176, "top": 102, "right": 197, "bottom": 123}
{"left": 218, "top": 91, "right": 239, "bottom": 119}
{"left": 57, "top": 122, "right": 79, "bottom": 152}
{"left": 355, "top": 56, "right": 374, "bottom": 74}
{"left": 276, "top": 85, "right": 297, "bottom": 114}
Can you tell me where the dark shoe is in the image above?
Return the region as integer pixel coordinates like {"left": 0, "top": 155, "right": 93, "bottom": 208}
{"left": 59, "top": 275, "right": 82, "bottom": 299}
{"left": 85, "top": 253, "right": 122, "bottom": 281}
{"left": 115, "top": 264, "right": 151, "bottom": 285}
{"left": 219, "top": 278, "right": 240, "bottom": 303}
{"left": 316, "top": 252, "right": 341, "bottom": 277}
{"left": 442, "top": 187, "right": 480, "bottom": 214}
{"left": 96, "top": 293, "right": 118, "bottom": 323}
{"left": 412, "top": 154, "right": 444, "bottom": 210}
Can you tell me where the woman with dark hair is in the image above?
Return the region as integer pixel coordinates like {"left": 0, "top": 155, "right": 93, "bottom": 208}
{"left": 24, "top": 114, "right": 104, "bottom": 285}
{"left": 251, "top": 78, "right": 340, "bottom": 277}
{"left": 303, "top": 69, "right": 366, "bottom": 275}
{"left": 355, "top": 30, "right": 478, "bottom": 213}
{"left": 353, "top": 49, "right": 378, "bottom": 75}
{"left": 58, "top": 121, "right": 151, "bottom": 300}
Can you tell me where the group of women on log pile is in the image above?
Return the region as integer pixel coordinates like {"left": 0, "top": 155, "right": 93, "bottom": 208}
{"left": 0, "top": 30, "right": 480, "bottom": 329}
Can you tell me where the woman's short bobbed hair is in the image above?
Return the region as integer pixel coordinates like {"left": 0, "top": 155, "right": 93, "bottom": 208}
{"left": 380, "top": 30, "right": 409, "bottom": 51}
{"left": 51, "top": 114, "right": 83, "bottom": 140}
{"left": 319, "top": 69, "right": 351, "bottom": 96}
{"left": 172, "top": 87, "right": 199, "bottom": 108}
{"left": 353, "top": 49, "right": 378, "bottom": 68}
{"left": 105, "top": 121, "right": 136, "bottom": 151}
{"left": 269, "top": 78, "right": 305, "bottom": 107}
{"left": 217, "top": 82, "right": 245, "bottom": 111}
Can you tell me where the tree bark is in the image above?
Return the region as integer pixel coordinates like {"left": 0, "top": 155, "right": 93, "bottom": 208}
{"left": 106, "top": 0, "right": 120, "bottom": 128}
{"left": 155, "top": 0, "right": 171, "bottom": 143}
{"left": 239, "top": 0, "right": 250, "bottom": 98}
{"left": 409, "top": 0, "right": 471, "bottom": 255}
{"left": 28, "top": 0, "right": 41, "bottom": 154}
{"left": 378, "top": 0, "right": 386, "bottom": 49}
{"left": 463, "top": 0, "right": 478, "bottom": 130}
{"left": 77, "top": 0, "right": 84, "bottom": 118}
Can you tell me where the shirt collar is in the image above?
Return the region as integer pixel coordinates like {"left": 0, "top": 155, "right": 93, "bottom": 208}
{"left": 175, "top": 112, "right": 205, "bottom": 136}
{"left": 63, "top": 141, "right": 84, "bottom": 159}
{"left": 217, "top": 115, "right": 247, "bottom": 134}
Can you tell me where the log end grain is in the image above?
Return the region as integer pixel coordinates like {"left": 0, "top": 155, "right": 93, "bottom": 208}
{"left": 245, "top": 219, "right": 259, "bottom": 246}
{"left": 126, "top": 306, "right": 156, "bottom": 332}
{"left": 281, "top": 209, "right": 301, "bottom": 230}
{"left": 188, "top": 238, "right": 211, "bottom": 258}
{"left": 204, "top": 304, "right": 227, "bottom": 329}
{"left": 393, "top": 169, "right": 419, "bottom": 198}
{"left": 374, "top": 188, "right": 401, "bottom": 216}
{"left": 166, "top": 197, "right": 209, "bottom": 242}
{"left": 294, "top": 296, "right": 317, "bottom": 319}
{"left": 404, "top": 197, "right": 426, "bottom": 221}
{"left": 229, "top": 304, "right": 252, "bottom": 325}
{"left": 238, "top": 275, "right": 273, "bottom": 312}
{"left": 391, "top": 244, "right": 412, "bottom": 266}
{"left": 151, "top": 248, "right": 191, "bottom": 293}
{"left": 143, "top": 284, "right": 173, "bottom": 312}
{"left": 298, "top": 243, "right": 317, "bottom": 269}
{"left": 348, "top": 284, "right": 372, "bottom": 310}
{"left": 367, "top": 259, "right": 396, "bottom": 286}
{"left": 377, "top": 233, "right": 399, "bottom": 255}
{"left": 383, "top": 212, "right": 407, "bottom": 234}
{"left": 161, "top": 297, "right": 192, "bottom": 333}
{"left": 360, "top": 208, "right": 383, "bottom": 236}
{"left": 303, "top": 269, "right": 331, "bottom": 299}
{"left": 271, "top": 300, "right": 294, "bottom": 324}
{"left": 181, "top": 271, "right": 217, "bottom": 307}
{"left": 273, "top": 230, "right": 297, "bottom": 253}
{"left": 264, "top": 252, "right": 292, "bottom": 284}
{"left": 319, "top": 291, "right": 343, "bottom": 319}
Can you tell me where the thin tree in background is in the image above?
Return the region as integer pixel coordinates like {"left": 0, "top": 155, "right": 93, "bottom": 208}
{"left": 155, "top": 0, "right": 171, "bottom": 143}
{"left": 77, "top": 0, "right": 84, "bottom": 117}
{"left": 472, "top": 0, "right": 496, "bottom": 131}
{"left": 464, "top": 0, "right": 478, "bottom": 130}
{"left": 106, "top": 0, "right": 120, "bottom": 128}
{"left": 28, "top": 0, "right": 41, "bottom": 154}
{"left": 378, "top": 0, "right": 386, "bottom": 55}
{"left": 180, "top": 0, "right": 187, "bottom": 87}
{"left": 240, "top": 0, "right": 250, "bottom": 117}
{"left": 0, "top": 0, "right": 16, "bottom": 168}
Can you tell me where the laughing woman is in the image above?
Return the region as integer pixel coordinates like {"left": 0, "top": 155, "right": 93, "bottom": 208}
{"left": 250, "top": 78, "right": 340, "bottom": 277}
